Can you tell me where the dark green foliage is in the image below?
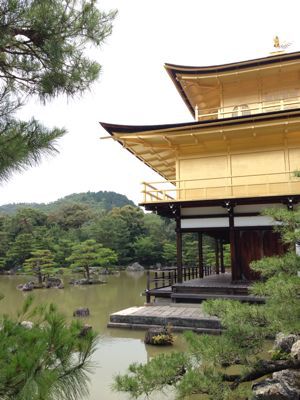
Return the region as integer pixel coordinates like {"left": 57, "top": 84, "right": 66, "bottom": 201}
{"left": 162, "top": 242, "right": 176, "bottom": 265}
{"left": 83, "top": 206, "right": 145, "bottom": 265}
{"left": 6, "top": 233, "right": 35, "bottom": 269}
{"left": 48, "top": 203, "right": 94, "bottom": 230}
{"left": 0, "top": 195, "right": 222, "bottom": 270}
{"left": 0, "top": 118, "right": 65, "bottom": 182}
{"left": 0, "top": 0, "right": 117, "bottom": 98}
{"left": 23, "top": 249, "right": 57, "bottom": 285}
{"left": 67, "top": 239, "right": 117, "bottom": 281}
{"left": 114, "top": 352, "right": 189, "bottom": 398}
{"left": 0, "top": 0, "right": 116, "bottom": 181}
{"left": 0, "top": 191, "right": 135, "bottom": 214}
{"left": 0, "top": 296, "right": 97, "bottom": 400}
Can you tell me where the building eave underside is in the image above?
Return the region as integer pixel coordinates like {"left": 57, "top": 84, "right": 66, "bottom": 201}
{"left": 140, "top": 194, "right": 300, "bottom": 219}
{"left": 100, "top": 109, "right": 300, "bottom": 180}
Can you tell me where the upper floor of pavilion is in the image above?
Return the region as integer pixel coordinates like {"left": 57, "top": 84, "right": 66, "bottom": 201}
{"left": 166, "top": 51, "right": 300, "bottom": 121}
{"left": 101, "top": 51, "right": 300, "bottom": 208}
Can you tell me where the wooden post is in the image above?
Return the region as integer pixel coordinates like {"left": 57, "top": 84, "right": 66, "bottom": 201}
{"left": 220, "top": 239, "right": 225, "bottom": 273}
{"left": 198, "top": 232, "right": 204, "bottom": 278}
{"left": 146, "top": 270, "right": 151, "bottom": 304}
{"left": 215, "top": 238, "right": 220, "bottom": 274}
{"left": 176, "top": 217, "right": 183, "bottom": 284}
{"left": 228, "top": 204, "right": 239, "bottom": 281}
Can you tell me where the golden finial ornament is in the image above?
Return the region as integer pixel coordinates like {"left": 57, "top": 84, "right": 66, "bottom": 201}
{"left": 273, "top": 36, "right": 280, "bottom": 48}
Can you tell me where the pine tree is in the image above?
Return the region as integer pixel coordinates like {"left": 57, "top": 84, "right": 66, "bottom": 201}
{"left": 0, "top": 0, "right": 117, "bottom": 181}
{"left": 0, "top": 296, "right": 98, "bottom": 400}
{"left": 23, "top": 249, "right": 57, "bottom": 285}
{"left": 67, "top": 239, "right": 117, "bottom": 282}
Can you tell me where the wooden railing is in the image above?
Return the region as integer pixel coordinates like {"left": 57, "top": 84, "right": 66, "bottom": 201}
{"left": 195, "top": 96, "right": 300, "bottom": 120}
{"left": 145, "top": 266, "right": 214, "bottom": 303}
{"left": 142, "top": 171, "right": 300, "bottom": 203}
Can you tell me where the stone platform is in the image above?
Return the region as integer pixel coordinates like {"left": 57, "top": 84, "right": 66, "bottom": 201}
{"left": 108, "top": 304, "right": 222, "bottom": 334}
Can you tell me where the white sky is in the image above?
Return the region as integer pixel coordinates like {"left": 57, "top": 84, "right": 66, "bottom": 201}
{"left": 1, "top": 0, "right": 300, "bottom": 206}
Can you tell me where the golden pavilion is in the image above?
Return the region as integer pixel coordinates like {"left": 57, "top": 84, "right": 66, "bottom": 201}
{"left": 101, "top": 49, "right": 300, "bottom": 303}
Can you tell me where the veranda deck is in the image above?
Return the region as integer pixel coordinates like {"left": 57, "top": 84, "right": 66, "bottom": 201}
{"left": 108, "top": 304, "right": 222, "bottom": 333}
{"left": 147, "top": 272, "right": 265, "bottom": 304}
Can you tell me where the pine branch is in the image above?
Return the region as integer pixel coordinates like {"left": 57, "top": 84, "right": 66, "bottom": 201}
{"left": 223, "top": 359, "right": 300, "bottom": 387}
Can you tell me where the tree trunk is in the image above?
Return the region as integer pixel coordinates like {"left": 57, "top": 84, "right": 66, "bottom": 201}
{"left": 85, "top": 266, "right": 90, "bottom": 282}
{"left": 37, "top": 264, "right": 43, "bottom": 286}
{"left": 223, "top": 359, "right": 300, "bottom": 387}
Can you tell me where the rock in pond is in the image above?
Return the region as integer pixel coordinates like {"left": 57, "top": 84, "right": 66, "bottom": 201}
{"left": 44, "top": 277, "right": 64, "bottom": 289}
{"left": 79, "top": 324, "right": 92, "bottom": 337}
{"left": 291, "top": 340, "right": 300, "bottom": 360}
{"left": 69, "top": 278, "right": 106, "bottom": 285}
{"left": 73, "top": 308, "right": 90, "bottom": 318}
{"left": 126, "top": 262, "right": 144, "bottom": 272}
{"left": 274, "top": 333, "right": 300, "bottom": 353}
{"left": 20, "top": 321, "right": 34, "bottom": 329}
{"left": 17, "top": 281, "right": 35, "bottom": 291}
{"left": 144, "top": 326, "right": 174, "bottom": 346}
{"left": 252, "top": 370, "right": 300, "bottom": 400}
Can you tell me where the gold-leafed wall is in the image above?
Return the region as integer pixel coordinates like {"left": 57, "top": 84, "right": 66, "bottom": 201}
{"left": 176, "top": 135, "right": 300, "bottom": 201}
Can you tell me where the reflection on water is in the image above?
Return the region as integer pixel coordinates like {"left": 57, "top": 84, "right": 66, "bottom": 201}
{"left": 0, "top": 272, "right": 186, "bottom": 400}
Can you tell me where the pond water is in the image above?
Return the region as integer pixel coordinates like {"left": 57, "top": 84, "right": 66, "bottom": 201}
{"left": 0, "top": 272, "right": 187, "bottom": 400}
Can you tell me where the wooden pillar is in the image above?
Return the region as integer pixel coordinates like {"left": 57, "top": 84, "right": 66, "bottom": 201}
{"left": 215, "top": 238, "right": 220, "bottom": 274}
{"left": 176, "top": 217, "right": 183, "bottom": 284}
{"left": 220, "top": 239, "right": 225, "bottom": 273}
{"left": 198, "top": 232, "right": 204, "bottom": 278}
{"left": 228, "top": 204, "right": 239, "bottom": 281}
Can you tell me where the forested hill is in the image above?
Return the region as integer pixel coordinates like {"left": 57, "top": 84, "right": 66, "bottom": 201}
{"left": 0, "top": 191, "right": 135, "bottom": 214}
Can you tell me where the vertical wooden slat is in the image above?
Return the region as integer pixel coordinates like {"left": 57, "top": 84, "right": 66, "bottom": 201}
{"left": 215, "top": 238, "right": 220, "bottom": 275}
{"left": 228, "top": 205, "right": 239, "bottom": 281}
{"left": 146, "top": 270, "right": 151, "bottom": 304}
{"left": 198, "top": 232, "right": 204, "bottom": 278}
{"left": 220, "top": 239, "right": 225, "bottom": 273}
{"left": 176, "top": 217, "right": 183, "bottom": 284}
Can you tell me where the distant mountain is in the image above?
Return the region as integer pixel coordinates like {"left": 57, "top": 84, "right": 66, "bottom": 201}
{"left": 0, "top": 191, "right": 135, "bottom": 214}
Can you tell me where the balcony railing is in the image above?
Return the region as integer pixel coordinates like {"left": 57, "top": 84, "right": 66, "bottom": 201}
{"left": 142, "top": 171, "right": 300, "bottom": 203}
{"left": 194, "top": 96, "right": 300, "bottom": 120}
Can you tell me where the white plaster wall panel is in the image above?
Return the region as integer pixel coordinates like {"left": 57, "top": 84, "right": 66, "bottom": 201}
{"left": 234, "top": 203, "right": 284, "bottom": 213}
{"left": 234, "top": 216, "right": 275, "bottom": 227}
{"left": 181, "top": 206, "right": 225, "bottom": 216}
{"left": 181, "top": 218, "right": 229, "bottom": 229}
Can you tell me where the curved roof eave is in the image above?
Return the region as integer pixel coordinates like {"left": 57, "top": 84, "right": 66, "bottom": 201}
{"left": 164, "top": 51, "right": 300, "bottom": 116}
{"left": 164, "top": 51, "right": 300, "bottom": 75}
{"left": 100, "top": 108, "right": 300, "bottom": 137}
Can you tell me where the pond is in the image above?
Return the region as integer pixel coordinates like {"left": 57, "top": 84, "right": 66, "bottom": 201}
{"left": 0, "top": 272, "right": 187, "bottom": 400}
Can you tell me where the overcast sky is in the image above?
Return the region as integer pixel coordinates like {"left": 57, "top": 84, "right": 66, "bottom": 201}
{"left": 1, "top": 0, "right": 300, "bottom": 206}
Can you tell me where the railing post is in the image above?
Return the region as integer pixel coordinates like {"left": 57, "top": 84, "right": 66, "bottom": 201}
{"left": 195, "top": 104, "right": 199, "bottom": 120}
{"left": 220, "top": 239, "right": 225, "bottom": 273}
{"left": 176, "top": 218, "right": 183, "bottom": 284}
{"left": 162, "top": 271, "right": 165, "bottom": 287}
{"left": 146, "top": 270, "right": 151, "bottom": 304}
{"left": 215, "top": 238, "right": 220, "bottom": 275}
{"left": 198, "top": 232, "right": 204, "bottom": 278}
{"left": 154, "top": 271, "right": 158, "bottom": 289}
